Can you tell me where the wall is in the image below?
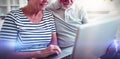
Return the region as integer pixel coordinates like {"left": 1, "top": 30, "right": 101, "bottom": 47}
{"left": 78, "top": 0, "right": 120, "bottom": 39}
{"left": 108, "top": 0, "right": 120, "bottom": 39}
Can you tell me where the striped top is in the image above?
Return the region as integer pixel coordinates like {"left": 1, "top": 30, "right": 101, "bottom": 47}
{"left": 0, "top": 9, "right": 56, "bottom": 52}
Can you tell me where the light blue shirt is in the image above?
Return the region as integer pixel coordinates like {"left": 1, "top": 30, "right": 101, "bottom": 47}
{"left": 47, "top": 2, "right": 87, "bottom": 47}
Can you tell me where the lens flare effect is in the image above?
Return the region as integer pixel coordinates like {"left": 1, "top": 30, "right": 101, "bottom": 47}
{"left": 114, "top": 39, "right": 119, "bottom": 52}
{"left": 7, "top": 41, "right": 16, "bottom": 47}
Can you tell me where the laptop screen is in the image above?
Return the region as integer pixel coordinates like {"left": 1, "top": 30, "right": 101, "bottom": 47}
{"left": 72, "top": 17, "right": 120, "bottom": 59}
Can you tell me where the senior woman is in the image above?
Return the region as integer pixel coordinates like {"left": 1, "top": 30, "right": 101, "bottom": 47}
{"left": 0, "top": 0, "right": 61, "bottom": 59}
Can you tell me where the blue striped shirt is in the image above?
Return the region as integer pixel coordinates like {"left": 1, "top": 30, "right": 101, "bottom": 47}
{"left": 0, "top": 9, "right": 56, "bottom": 52}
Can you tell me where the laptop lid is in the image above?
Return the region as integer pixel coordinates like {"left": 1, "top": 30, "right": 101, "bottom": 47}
{"left": 72, "top": 17, "right": 120, "bottom": 59}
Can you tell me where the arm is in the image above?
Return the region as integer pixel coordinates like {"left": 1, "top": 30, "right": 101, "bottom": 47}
{"left": 78, "top": 7, "right": 88, "bottom": 24}
{"left": 51, "top": 32, "right": 58, "bottom": 45}
{"left": 49, "top": 11, "right": 58, "bottom": 45}
{"left": 0, "top": 40, "right": 61, "bottom": 59}
{"left": 50, "top": 18, "right": 61, "bottom": 54}
{"left": 50, "top": 32, "right": 61, "bottom": 55}
{"left": 48, "top": 12, "right": 61, "bottom": 54}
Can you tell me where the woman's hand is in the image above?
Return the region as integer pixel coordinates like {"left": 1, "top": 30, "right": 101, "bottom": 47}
{"left": 36, "top": 45, "right": 61, "bottom": 58}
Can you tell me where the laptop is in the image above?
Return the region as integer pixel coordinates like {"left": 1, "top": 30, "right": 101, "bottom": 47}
{"left": 71, "top": 17, "right": 120, "bottom": 59}
{"left": 47, "top": 15, "right": 120, "bottom": 59}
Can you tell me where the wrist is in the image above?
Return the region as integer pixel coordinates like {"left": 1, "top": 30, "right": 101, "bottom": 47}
{"left": 31, "top": 51, "right": 41, "bottom": 58}
{"left": 51, "top": 42, "right": 58, "bottom": 45}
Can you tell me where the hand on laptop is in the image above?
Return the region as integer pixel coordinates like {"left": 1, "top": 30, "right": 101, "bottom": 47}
{"left": 37, "top": 45, "right": 61, "bottom": 58}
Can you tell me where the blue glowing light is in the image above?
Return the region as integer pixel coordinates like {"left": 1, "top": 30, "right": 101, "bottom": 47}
{"left": 7, "top": 41, "right": 16, "bottom": 47}
{"left": 113, "top": 39, "right": 120, "bottom": 52}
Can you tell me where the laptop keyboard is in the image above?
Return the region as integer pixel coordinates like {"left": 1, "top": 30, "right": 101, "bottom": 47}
{"left": 62, "top": 54, "right": 71, "bottom": 59}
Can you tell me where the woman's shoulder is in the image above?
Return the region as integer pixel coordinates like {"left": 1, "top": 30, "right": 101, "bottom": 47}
{"left": 7, "top": 8, "right": 22, "bottom": 16}
{"left": 4, "top": 8, "right": 24, "bottom": 21}
{"left": 9, "top": 8, "right": 21, "bottom": 13}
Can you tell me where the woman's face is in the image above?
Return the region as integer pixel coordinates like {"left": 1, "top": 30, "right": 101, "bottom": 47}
{"left": 59, "top": 0, "right": 73, "bottom": 9}
{"left": 28, "top": 0, "right": 49, "bottom": 10}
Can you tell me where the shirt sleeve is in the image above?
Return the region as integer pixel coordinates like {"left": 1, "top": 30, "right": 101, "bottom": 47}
{"left": 49, "top": 13, "right": 56, "bottom": 33}
{"left": 78, "top": 7, "right": 88, "bottom": 24}
{"left": 0, "top": 11, "right": 17, "bottom": 41}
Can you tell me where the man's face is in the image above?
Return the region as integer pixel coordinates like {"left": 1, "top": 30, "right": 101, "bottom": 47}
{"left": 59, "top": 0, "right": 73, "bottom": 9}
